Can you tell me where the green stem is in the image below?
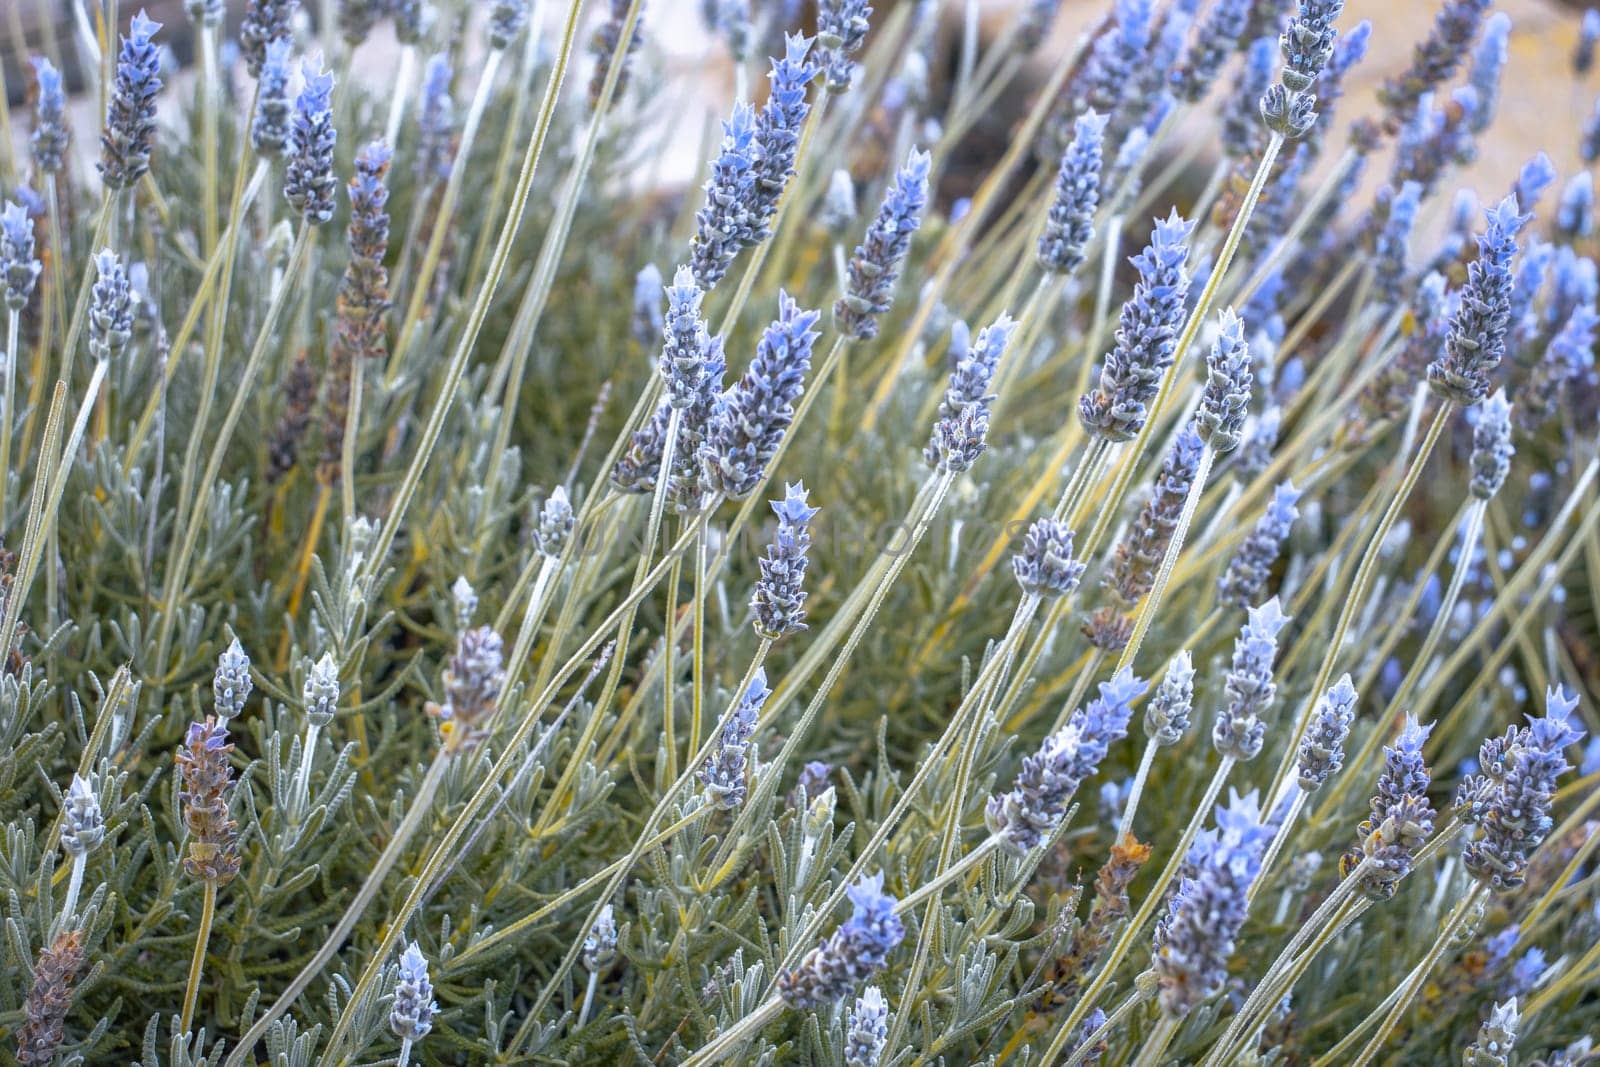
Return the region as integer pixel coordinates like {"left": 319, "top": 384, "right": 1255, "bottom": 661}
{"left": 180, "top": 880, "right": 218, "bottom": 1035}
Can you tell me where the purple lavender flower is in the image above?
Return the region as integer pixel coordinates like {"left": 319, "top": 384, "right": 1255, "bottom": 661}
{"left": 987, "top": 668, "right": 1147, "bottom": 852}
{"left": 1579, "top": 9, "right": 1600, "bottom": 74}
{"left": 1378, "top": 0, "right": 1491, "bottom": 129}
{"left": 699, "top": 669, "right": 769, "bottom": 809}
{"left": 392, "top": 0, "right": 431, "bottom": 44}
{"left": 1461, "top": 686, "right": 1584, "bottom": 892}
{"left": 99, "top": 11, "right": 163, "bottom": 190}
{"left": 1296, "top": 674, "right": 1356, "bottom": 791}
{"left": 1512, "top": 153, "right": 1558, "bottom": 219}
{"left": 1544, "top": 247, "right": 1597, "bottom": 333}
{"left": 1, "top": 202, "right": 41, "bottom": 312}
{"left": 1075, "top": 0, "right": 1154, "bottom": 128}
{"left": 88, "top": 250, "right": 132, "bottom": 363}
{"left": 1017, "top": 0, "right": 1063, "bottom": 50}
{"left": 1260, "top": 0, "right": 1347, "bottom": 139}
{"left": 588, "top": 0, "right": 646, "bottom": 111}
{"left": 1012, "top": 519, "right": 1086, "bottom": 599}
{"left": 924, "top": 314, "right": 1014, "bottom": 467}
{"left": 1427, "top": 195, "right": 1530, "bottom": 405}
{"left": 778, "top": 872, "right": 905, "bottom": 1007}
{"left": 752, "top": 483, "right": 818, "bottom": 640}
{"left": 1038, "top": 110, "right": 1109, "bottom": 275}
{"left": 844, "top": 986, "right": 889, "bottom": 1067}
{"left": 390, "top": 942, "right": 437, "bottom": 1043}
{"left": 1558, "top": 172, "right": 1595, "bottom": 242}
{"left": 487, "top": 0, "right": 529, "bottom": 49}
{"left": 1145, "top": 650, "right": 1195, "bottom": 746}
{"left": 1467, "top": 12, "right": 1509, "bottom": 133}
{"left": 817, "top": 0, "right": 872, "bottom": 92}
{"left": 1374, "top": 180, "right": 1422, "bottom": 296}
{"left": 213, "top": 637, "right": 253, "bottom": 722}
{"left": 30, "top": 58, "right": 70, "bottom": 175}
{"left": 284, "top": 58, "right": 338, "bottom": 224}
{"left": 416, "top": 54, "right": 456, "bottom": 182}
{"left": 1172, "top": 0, "right": 1249, "bottom": 102}
{"left": 690, "top": 103, "right": 763, "bottom": 290}
{"left": 1224, "top": 36, "right": 1279, "bottom": 159}
{"left": 1468, "top": 390, "right": 1514, "bottom": 501}
{"left": 1301, "top": 17, "right": 1369, "bottom": 155}
{"left": 1517, "top": 302, "right": 1597, "bottom": 434}
{"left": 1196, "top": 308, "right": 1253, "bottom": 452}
{"left": 1079, "top": 210, "right": 1193, "bottom": 442}
{"left": 701, "top": 292, "right": 818, "bottom": 499}
{"left": 251, "top": 37, "right": 293, "bottom": 157}
{"left": 834, "top": 148, "right": 931, "bottom": 340}
{"left": 633, "top": 263, "right": 665, "bottom": 348}
{"left": 1151, "top": 790, "right": 1272, "bottom": 1016}
{"left": 927, "top": 400, "right": 992, "bottom": 475}
{"left": 1342, "top": 714, "right": 1435, "bottom": 899}
{"left": 657, "top": 267, "right": 720, "bottom": 409}
{"left": 1214, "top": 597, "right": 1290, "bottom": 761}
{"left": 241, "top": 0, "right": 299, "bottom": 76}
{"left": 752, "top": 35, "right": 819, "bottom": 231}
{"left": 1218, "top": 483, "right": 1300, "bottom": 609}
{"left": 428, "top": 626, "right": 507, "bottom": 745}
{"left": 339, "top": 0, "right": 384, "bottom": 45}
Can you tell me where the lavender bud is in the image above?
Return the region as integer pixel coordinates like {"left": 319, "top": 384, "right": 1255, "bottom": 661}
{"left": 1214, "top": 597, "right": 1290, "bottom": 761}
{"left": 241, "top": 0, "right": 299, "bottom": 76}
{"left": 699, "top": 669, "right": 769, "bottom": 809}
{"left": 1428, "top": 195, "right": 1529, "bottom": 406}
{"left": 416, "top": 55, "right": 456, "bottom": 182}
{"left": 987, "top": 668, "right": 1147, "bottom": 852}
{"left": 450, "top": 576, "right": 478, "bottom": 628}
{"left": 534, "top": 486, "right": 575, "bottom": 559}
{"left": 1558, "top": 172, "right": 1594, "bottom": 241}
{"left": 834, "top": 148, "right": 931, "bottom": 341}
{"left": 1218, "top": 482, "right": 1300, "bottom": 609}
{"left": 1073, "top": 0, "right": 1153, "bottom": 129}
{"left": 30, "top": 58, "right": 70, "bottom": 175}
{"left": 659, "top": 266, "right": 720, "bottom": 409}
{"left": 1464, "top": 998, "right": 1519, "bottom": 1067}
{"left": 928, "top": 399, "right": 992, "bottom": 475}
{"left": 821, "top": 169, "right": 858, "bottom": 234}
{"left": 284, "top": 58, "right": 338, "bottom": 224}
{"left": 702, "top": 292, "right": 819, "bottom": 498}
{"left": 845, "top": 987, "right": 889, "bottom": 1066}
{"left": 1224, "top": 37, "right": 1278, "bottom": 160}
{"left": 752, "top": 483, "right": 818, "bottom": 640}
{"left": 428, "top": 626, "right": 507, "bottom": 745}
{"left": 1374, "top": 180, "right": 1423, "bottom": 296}
{"left": 1, "top": 202, "right": 42, "bottom": 312}
{"left": 1343, "top": 714, "right": 1435, "bottom": 898}
{"left": 795, "top": 760, "right": 832, "bottom": 805}
{"left": 1512, "top": 153, "right": 1558, "bottom": 220}
{"left": 817, "top": 0, "right": 872, "bottom": 93}
{"left": 924, "top": 314, "right": 1015, "bottom": 468}
{"left": 1196, "top": 308, "right": 1252, "bottom": 452}
{"left": 1012, "top": 519, "right": 1086, "bottom": 599}
{"left": 778, "top": 872, "right": 905, "bottom": 1008}
{"left": 1296, "top": 673, "right": 1356, "bottom": 791}
{"left": 1516, "top": 303, "right": 1598, "bottom": 434}
{"left": 99, "top": 11, "right": 164, "bottom": 190}
{"left": 1582, "top": 10, "right": 1600, "bottom": 74}
{"left": 588, "top": 0, "right": 646, "bottom": 111}
{"left": 1468, "top": 390, "right": 1513, "bottom": 501}
{"left": 753, "top": 35, "right": 819, "bottom": 230}
{"left": 251, "top": 37, "right": 293, "bottom": 157}
{"left": 1152, "top": 790, "right": 1272, "bottom": 1016}
{"left": 1037, "top": 110, "right": 1109, "bottom": 275}
{"left": 390, "top": 942, "right": 437, "bottom": 1043}
{"left": 304, "top": 652, "right": 340, "bottom": 728}
{"left": 1145, "top": 650, "right": 1195, "bottom": 747}
{"left": 1234, "top": 405, "right": 1280, "bottom": 484}
{"left": 213, "top": 637, "right": 253, "bottom": 722}
{"left": 1378, "top": 0, "right": 1490, "bottom": 128}
{"left": 88, "top": 250, "right": 133, "bottom": 363}
{"left": 176, "top": 718, "right": 241, "bottom": 885}
{"left": 488, "top": 0, "right": 530, "bottom": 49}
{"left": 583, "top": 905, "right": 619, "bottom": 971}
{"left": 61, "top": 774, "right": 105, "bottom": 858}
{"left": 1079, "top": 210, "right": 1193, "bottom": 442}
{"left": 1467, "top": 12, "right": 1509, "bottom": 133}
{"left": 337, "top": 0, "right": 382, "bottom": 44}
{"left": 392, "top": 0, "right": 433, "bottom": 44}
{"left": 632, "top": 263, "right": 665, "bottom": 348}
{"left": 1260, "top": 0, "right": 1346, "bottom": 139}
{"left": 1172, "top": 0, "right": 1249, "bottom": 102}
{"left": 690, "top": 104, "right": 764, "bottom": 290}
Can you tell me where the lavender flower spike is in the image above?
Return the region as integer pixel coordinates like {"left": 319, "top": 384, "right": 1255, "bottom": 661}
{"left": 1196, "top": 308, "right": 1252, "bottom": 452}
{"left": 753, "top": 35, "right": 819, "bottom": 231}
{"left": 1145, "top": 650, "right": 1195, "bottom": 747}
{"left": 61, "top": 774, "right": 105, "bottom": 857}
{"left": 699, "top": 669, "right": 769, "bottom": 809}
{"left": 1261, "top": 0, "right": 1347, "bottom": 139}
{"left": 752, "top": 483, "right": 818, "bottom": 640}
{"left": 778, "top": 872, "right": 905, "bottom": 1007}
{"left": 1218, "top": 482, "right": 1300, "bottom": 609}
{"left": 835, "top": 148, "right": 931, "bottom": 341}
{"left": 487, "top": 0, "right": 530, "bottom": 49}
{"left": 1467, "top": 12, "right": 1509, "bottom": 134}
{"left": 1, "top": 202, "right": 42, "bottom": 312}
{"left": 924, "top": 313, "right": 1015, "bottom": 468}
{"left": 389, "top": 942, "right": 437, "bottom": 1044}
{"left": 1427, "top": 194, "right": 1530, "bottom": 405}
{"left": 817, "top": 0, "right": 873, "bottom": 93}
{"left": 987, "top": 668, "right": 1147, "bottom": 852}
{"left": 1037, "top": 110, "right": 1109, "bottom": 275}
{"left": 1468, "top": 390, "right": 1513, "bottom": 501}
{"left": 1151, "top": 790, "right": 1272, "bottom": 1016}
{"left": 689, "top": 103, "right": 763, "bottom": 290}
{"left": 241, "top": 0, "right": 299, "bottom": 76}
{"left": 1296, "top": 674, "right": 1356, "bottom": 791}
{"left": 1012, "top": 519, "right": 1086, "bottom": 599}
{"left": 251, "top": 38, "right": 293, "bottom": 158}
{"left": 99, "top": 11, "right": 163, "bottom": 191}
{"left": 701, "top": 292, "right": 819, "bottom": 499}
{"left": 30, "top": 58, "right": 70, "bottom": 176}
{"left": 415, "top": 55, "right": 456, "bottom": 182}
{"left": 844, "top": 986, "right": 889, "bottom": 1067}
{"left": 1342, "top": 714, "right": 1435, "bottom": 899}
{"left": 1171, "top": 0, "right": 1249, "bottom": 103}
{"left": 1374, "top": 180, "right": 1422, "bottom": 296}
{"left": 284, "top": 58, "right": 338, "bottom": 225}
{"left": 1079, "top": 210, "right": 1193, "bottom": 442}
{"left": 88, "top": 250, "right": 133, "bottom": 364}
{"left": 213, "top": 637, "right": 253, "bottom": 722}
{"left": 588, "top": 0, "right": 646, "bottom": 111}
{"left": 1378, "top": 0, "right": 1490, "bottom": 128}
{"left": 659, "top": 266, "right": 721, "bottom": 408}
{"left": 1558, "top": 172, "right": 1595, "bottom": 242}
{"left": 1465, "top": 998, "right": 1519, "bottom": 1067}
{"left": 1214, "top": 597, "right": 1290, "bottom": 761}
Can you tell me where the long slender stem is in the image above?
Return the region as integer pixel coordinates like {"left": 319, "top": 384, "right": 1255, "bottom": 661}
{"left": 180, "top": 880, "right": 218, "bottom": 1035}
